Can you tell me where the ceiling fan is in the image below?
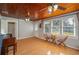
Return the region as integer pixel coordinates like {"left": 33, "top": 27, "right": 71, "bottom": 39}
{"left": 25, "top": 11, "right": 30, "bottom": 22}
{"left": 39, "top": 3, "right": 66, "bottom": 14}
{"left": 48, "top": 3, "right": 66, "bottom": 14}
{"left": 49, "top": 3, "right": 66, "bottom": 10}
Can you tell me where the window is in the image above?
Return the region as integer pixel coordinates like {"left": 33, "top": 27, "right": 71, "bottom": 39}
{"left": 44, "top": 15, "right": 76, "bottom": 36}
{"left": 44, "top": 21, "right": 51, "bottom": 33}
{"left": 51, "top": 20, "right": 61, "bottom": 35}
{"left": 63, "top": 17, "right": 75, "bottom": 36}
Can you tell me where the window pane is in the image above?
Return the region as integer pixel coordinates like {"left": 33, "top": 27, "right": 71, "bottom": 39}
{"left": 45, "top": 23, "right": 51, "bottom": 33}
{"left": 51, "top": 20, "right": 61, "bottom": 35}
{"left": 63, "top": 27, "right": 74, "bottom": 35}
{"left": 53, "top": 20, "right": 60, "bottom": 26}
{"left": 52, "top": 27, "right": 60, "bottom": 35}
{"left": 63, "top": 17, "right": 75, "bottom": 36}
{"left": 63, "top": 18, "right": 74, "bottom": 26}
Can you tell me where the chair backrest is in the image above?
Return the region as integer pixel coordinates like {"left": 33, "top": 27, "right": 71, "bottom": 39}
{"left": 55, "top": 35, "right": 68, "bottom": 45}
{"left": 2, "top": 37, "right": 16, "bottom": 47}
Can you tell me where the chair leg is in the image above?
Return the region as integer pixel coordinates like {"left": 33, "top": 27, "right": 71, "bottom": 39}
{"left": 13, "top": 46, "right": 15, "bottom": 55}
{"left": 1, "top": 47, "right": 5, "bottom": 55}
{"left": 5, "top": 47, "right": 8, "bottom": 55}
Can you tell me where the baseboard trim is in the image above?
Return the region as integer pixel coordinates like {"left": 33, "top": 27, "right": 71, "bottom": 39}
{"left": 17, "top": 36, "right": 34, "bottom": 40}
{"left": 65, "top": 45, "right": 79, "bottom": 51}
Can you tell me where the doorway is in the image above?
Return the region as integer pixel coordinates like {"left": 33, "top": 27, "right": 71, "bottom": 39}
{"left": 8, "top": 22, "right": 15, "bottom": 37}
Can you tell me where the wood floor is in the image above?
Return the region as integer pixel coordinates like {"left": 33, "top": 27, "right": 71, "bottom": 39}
{"left": 15, "top": 37, "right": 79, "bottom": 55}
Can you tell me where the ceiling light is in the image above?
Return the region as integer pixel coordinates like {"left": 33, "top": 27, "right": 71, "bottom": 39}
{"left": 25, "top": 18, "right": 30, "bottom": 22}
{"left": 48, "top": 6, "right": 52, "bottom": 14}
{"left": 25, "top": 12, "right": 30, "bottom": 22}
{"left": 53, "top": 4, "right": 58, "bottom": 11}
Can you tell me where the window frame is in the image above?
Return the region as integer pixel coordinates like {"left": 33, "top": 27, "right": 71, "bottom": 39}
{"left": 44, "top": 15, "right": 76, "bottom": 36}
{"left": 51, "top": 19, "right": 61, "bottom": 35}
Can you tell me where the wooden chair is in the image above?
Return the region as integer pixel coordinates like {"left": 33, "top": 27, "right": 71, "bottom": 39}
{"left": 44, "top": 33, "right": 51, "bottom": 41}
{"left": 44, "top": 34, "right": 56, "bottom": 43}
{"left": 1, "top": 37, "right": 17, "bottom": 55}
{"left": 55, "top": 36, "right": 68, "bottom": 46}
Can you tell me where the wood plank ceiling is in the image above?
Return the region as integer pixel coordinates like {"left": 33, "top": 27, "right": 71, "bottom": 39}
{"left": 0, "top": 3, "right": 79, "bottom": 21}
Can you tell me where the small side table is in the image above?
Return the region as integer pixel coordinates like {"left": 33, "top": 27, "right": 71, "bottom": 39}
{"left": 1, "top": 37, "right": 17, "bottom": 55}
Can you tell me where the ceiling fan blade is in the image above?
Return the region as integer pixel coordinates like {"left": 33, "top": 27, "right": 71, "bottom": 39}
{"left": 58, "top": 6, "right": 66, "bottom": 10}
{"left": 49, "top": 3, "right": 66, "bottom": 11}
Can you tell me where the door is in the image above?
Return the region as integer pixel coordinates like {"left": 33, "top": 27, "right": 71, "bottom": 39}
{"left": 8, "top": 22, "right": 15, "bottom": 37}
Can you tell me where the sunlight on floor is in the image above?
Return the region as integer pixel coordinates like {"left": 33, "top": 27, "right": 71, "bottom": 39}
{"left": 47, "top": 50, "right": 51, "bottom": 55}
{"left": 47, "top": 50, "right": 64, "bottom": 55}
{"left": 59, "top": 52, "right": 64, "bottom": 55}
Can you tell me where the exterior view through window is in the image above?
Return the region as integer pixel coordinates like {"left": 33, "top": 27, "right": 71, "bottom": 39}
{"left": 44, "top": 15, "right": 75, "bottom": 36}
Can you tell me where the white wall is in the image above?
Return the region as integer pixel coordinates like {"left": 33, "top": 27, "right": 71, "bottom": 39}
{"left": 64, "top": 36, "right": 79, "bottom": 50}
{"left": 33, "top": 21, "right": 45, "bottom": 39}
{"left": 33, "top": 21, "right": 40, "bottom": 38}
{"left": 76, "top": 13, "right": 79, "bottom": 40}
{"left": 0, "top": 16, "right": 34, "bottom": 40}
{"left": 18, "top": 20, "right": 34, "bottom": 39}
{"left": 0, "top": 16, "right": 18, "bottom": 39}
{"left": 1, "top": 20, "right": 6, "bottom": 34}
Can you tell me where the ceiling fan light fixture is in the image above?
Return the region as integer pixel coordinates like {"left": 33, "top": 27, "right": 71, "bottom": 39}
{"left": 53, "top": 4, "right": 58, "bottom": 11}
{"left": 48, "top": 6, "right": 52, "bottom": 14}
{"left": 25, "top": 11, "right": 30, "bottom": 22}
{"left": 25, "top": 18, "right": 30, "bottom": 22}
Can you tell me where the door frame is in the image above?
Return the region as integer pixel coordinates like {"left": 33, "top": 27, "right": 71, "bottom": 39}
{"left": 8, "top": 22, "right": 15, "bottom": 37}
